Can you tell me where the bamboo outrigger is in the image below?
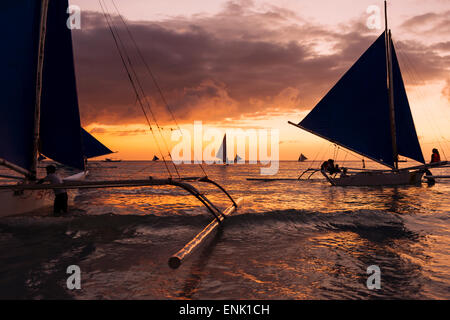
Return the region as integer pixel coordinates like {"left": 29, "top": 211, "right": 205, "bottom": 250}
{"left": 169, "top": 197, "right": 243, "bottom": 269}
{"left": 0, "top": 174, "right": 243, "bottom": 267}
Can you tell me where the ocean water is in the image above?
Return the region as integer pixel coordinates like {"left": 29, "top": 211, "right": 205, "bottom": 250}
{"left": 0, "top": 160, "right": 449, "bottom": 299}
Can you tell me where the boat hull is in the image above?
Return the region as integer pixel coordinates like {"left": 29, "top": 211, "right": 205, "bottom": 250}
{"left": 0, "top": 189, "right": 53, "bottom": 217}
{"left": 0, "top": 171, "right": 87, "bottom": 217}
{"left": 327, "top": 170, "right": 424, "bottom": 187}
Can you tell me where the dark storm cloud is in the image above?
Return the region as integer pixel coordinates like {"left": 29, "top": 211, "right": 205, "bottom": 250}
{"left": 72, "top": 1, "right": 450, "bottom": 126}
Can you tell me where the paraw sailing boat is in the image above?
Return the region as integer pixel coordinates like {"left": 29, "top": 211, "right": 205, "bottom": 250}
{"left": 289, "top": 1, "right": 447, "bottom": 186}
{"left": 216, "top": 134, "right": 243, "bottom": 164}
{"left": 0, "top": 1, "right": 113, "bottom": 216}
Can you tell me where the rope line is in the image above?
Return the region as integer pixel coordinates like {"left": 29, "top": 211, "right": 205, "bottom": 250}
{"left": 98, "top": 0, "right": 174, "bottom": 178}
{"left": 107, "top": 0, "right": 208, "bottom": 177}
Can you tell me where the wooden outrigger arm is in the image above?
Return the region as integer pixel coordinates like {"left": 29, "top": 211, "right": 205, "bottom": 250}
{"left": 0, "top": 176, "right": 237, "bottom": 222}
{"left": 169, "top": 197, "right": 243, "bottom": 269}
{"left": 0, "top": 175, "right": 243, "bottom": 267}
{"left": 0, "top": 158, "right": 32, "bottom": 178}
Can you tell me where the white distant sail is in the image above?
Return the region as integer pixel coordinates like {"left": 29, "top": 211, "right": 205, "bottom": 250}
{"left": 216, "top": 134, "right": 228, "bottom": 164}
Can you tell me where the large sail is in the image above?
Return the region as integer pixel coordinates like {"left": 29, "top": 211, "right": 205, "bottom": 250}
{"left": 39, "top": 0, "right": 86, "bottom": 170}
{"left": 298, "top": 32, "right": 395, "bottom": 167}
{"left": 81, "top": 128, "right": 114, "bottom": 159}
{"left": 391, "top": 41, "right": 425, "bottom": 164}
{"left": 0, "top": 1, "right": 41, "bottom": 171}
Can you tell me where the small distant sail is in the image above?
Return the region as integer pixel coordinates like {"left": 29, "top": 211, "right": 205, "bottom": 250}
{"left": 216, "top": 134, "right": 228, "bottom": 164}
{"left": 234, "top": 154, "right": 243, "bottom": 163}
{"left": 298, "top": 153, "right": 307, "bottom": 162}
{"left": 152, "top": 155, "right": 159, "bottom": 161}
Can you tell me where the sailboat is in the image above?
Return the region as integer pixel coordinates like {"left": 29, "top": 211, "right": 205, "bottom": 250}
{"left": 152, "top": 155, "right": 160, "bottom": 161}
{"left": 289, "top": 1, "right": 447, "bottom": 186}
{"left": 216, "top": 134, "right": 229, "bottom": 165}
{"left": 298, "top": 154, "right": 307, "bottom": 162}
{"left": 216, "top": 134, "right": 243, "bottom": 164}
{"left": 0, "top": 1, "right": 113, "bottom": 216}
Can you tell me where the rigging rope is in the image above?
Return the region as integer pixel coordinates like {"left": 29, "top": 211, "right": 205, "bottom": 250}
{"left": 107, "top": 0, "right": 208, "bottom": 177}
{"left": 395, "top": 40, "right": 449, "bottom": 160}
{"left": 101, "top": 0, "right": 180, "bottom": 178}
{"left": 98, "top": 0, "right": 175, "bottom": 178}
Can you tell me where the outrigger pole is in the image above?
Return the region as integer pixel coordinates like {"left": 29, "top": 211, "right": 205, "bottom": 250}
{"left": 169, "top": 197, "right": 243, "bottom": 269}
{"left": 0, "top": 175, "right": 243, "bottom": 268}
{"left": 0, "top": 158, "right": 32, "bottom": 178}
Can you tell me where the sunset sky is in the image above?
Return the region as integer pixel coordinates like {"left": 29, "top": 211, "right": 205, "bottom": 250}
{"left": 69, "top": 0, "right": 450, "bottom": 162}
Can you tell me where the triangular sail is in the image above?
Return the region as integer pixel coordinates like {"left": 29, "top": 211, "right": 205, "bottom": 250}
{"left": 39, "top": 0, "right": 85, "bottom": 170}
{"left": 298, "top": 33, "right": 395, "bottom": 167}
{"left": 298, "top": 154, "right": 307, "bottom": 161}
{"left": 216, "top": 134, "right": 228, "bottom": 164}
{"left": 391, "top": 41, "right": 425, "bottom": 164}
{"left": 152, "top": 155, "right": 159, "bottom": 161}
{"left": 81, "top": 128, "right": 114, "bottom": 159}
{"left": 0, "top": 1, "right": 41, "bottom": 171}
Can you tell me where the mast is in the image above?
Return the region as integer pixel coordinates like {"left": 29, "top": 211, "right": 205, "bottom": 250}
{"left": 223, "top": 134, "right": 227, "bottom": 164}
{"left": 31, "top": 0, "right": 50, "bottom": 179}
{"left": 385, "top": 0, "right": 398, "bottom": 170}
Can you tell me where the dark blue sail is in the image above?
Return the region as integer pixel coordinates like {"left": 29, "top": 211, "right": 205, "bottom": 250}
{"left": 0, "top": 0, "right": 41, "bottom": 171}
{"left": 39, "top": 0, "right": 85, "bottom": 170}
{"left": 391, "top": 41, "right": 425, "bottom": 164}
{"left": 299, "top": 32, "right": 395, "bottom": 167}
{"left": 81, "top": 128, "right": 114, "bottom": 159}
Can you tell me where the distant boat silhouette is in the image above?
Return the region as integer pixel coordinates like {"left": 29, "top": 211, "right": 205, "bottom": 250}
{"left": 216, "top": 134, "right": 243, "bottom": 164}
{"left": 104, "top": 158, "right": 121, "bottom": 163}
{"left": 152, "top": 155, "right": 159, "bottom": 161}
{"left": 298, "top": 154, "right": 307, "bottom": 162}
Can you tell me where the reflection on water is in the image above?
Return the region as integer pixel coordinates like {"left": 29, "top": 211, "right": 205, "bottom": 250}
{"left": 0, "top": 161, "right": 449, "bottom": 299}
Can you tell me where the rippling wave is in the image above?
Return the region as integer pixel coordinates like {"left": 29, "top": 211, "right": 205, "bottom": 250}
{"left": 0, "top": 161, "right": 449, "bottom": 299}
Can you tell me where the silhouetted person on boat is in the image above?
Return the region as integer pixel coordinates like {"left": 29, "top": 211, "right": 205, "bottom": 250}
{"left": 37, "top": 165, "right": 68, "bottom": 216}
{"left": 321, "top": 159, "right": 341, "bottom": 174}
{"left": 430, "top": 148, "right": 441, "bottom": 163}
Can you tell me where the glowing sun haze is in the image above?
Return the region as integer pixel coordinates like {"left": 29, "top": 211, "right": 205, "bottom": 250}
{"left": 69, "top": 0, "right": 450, "bottom": 162}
